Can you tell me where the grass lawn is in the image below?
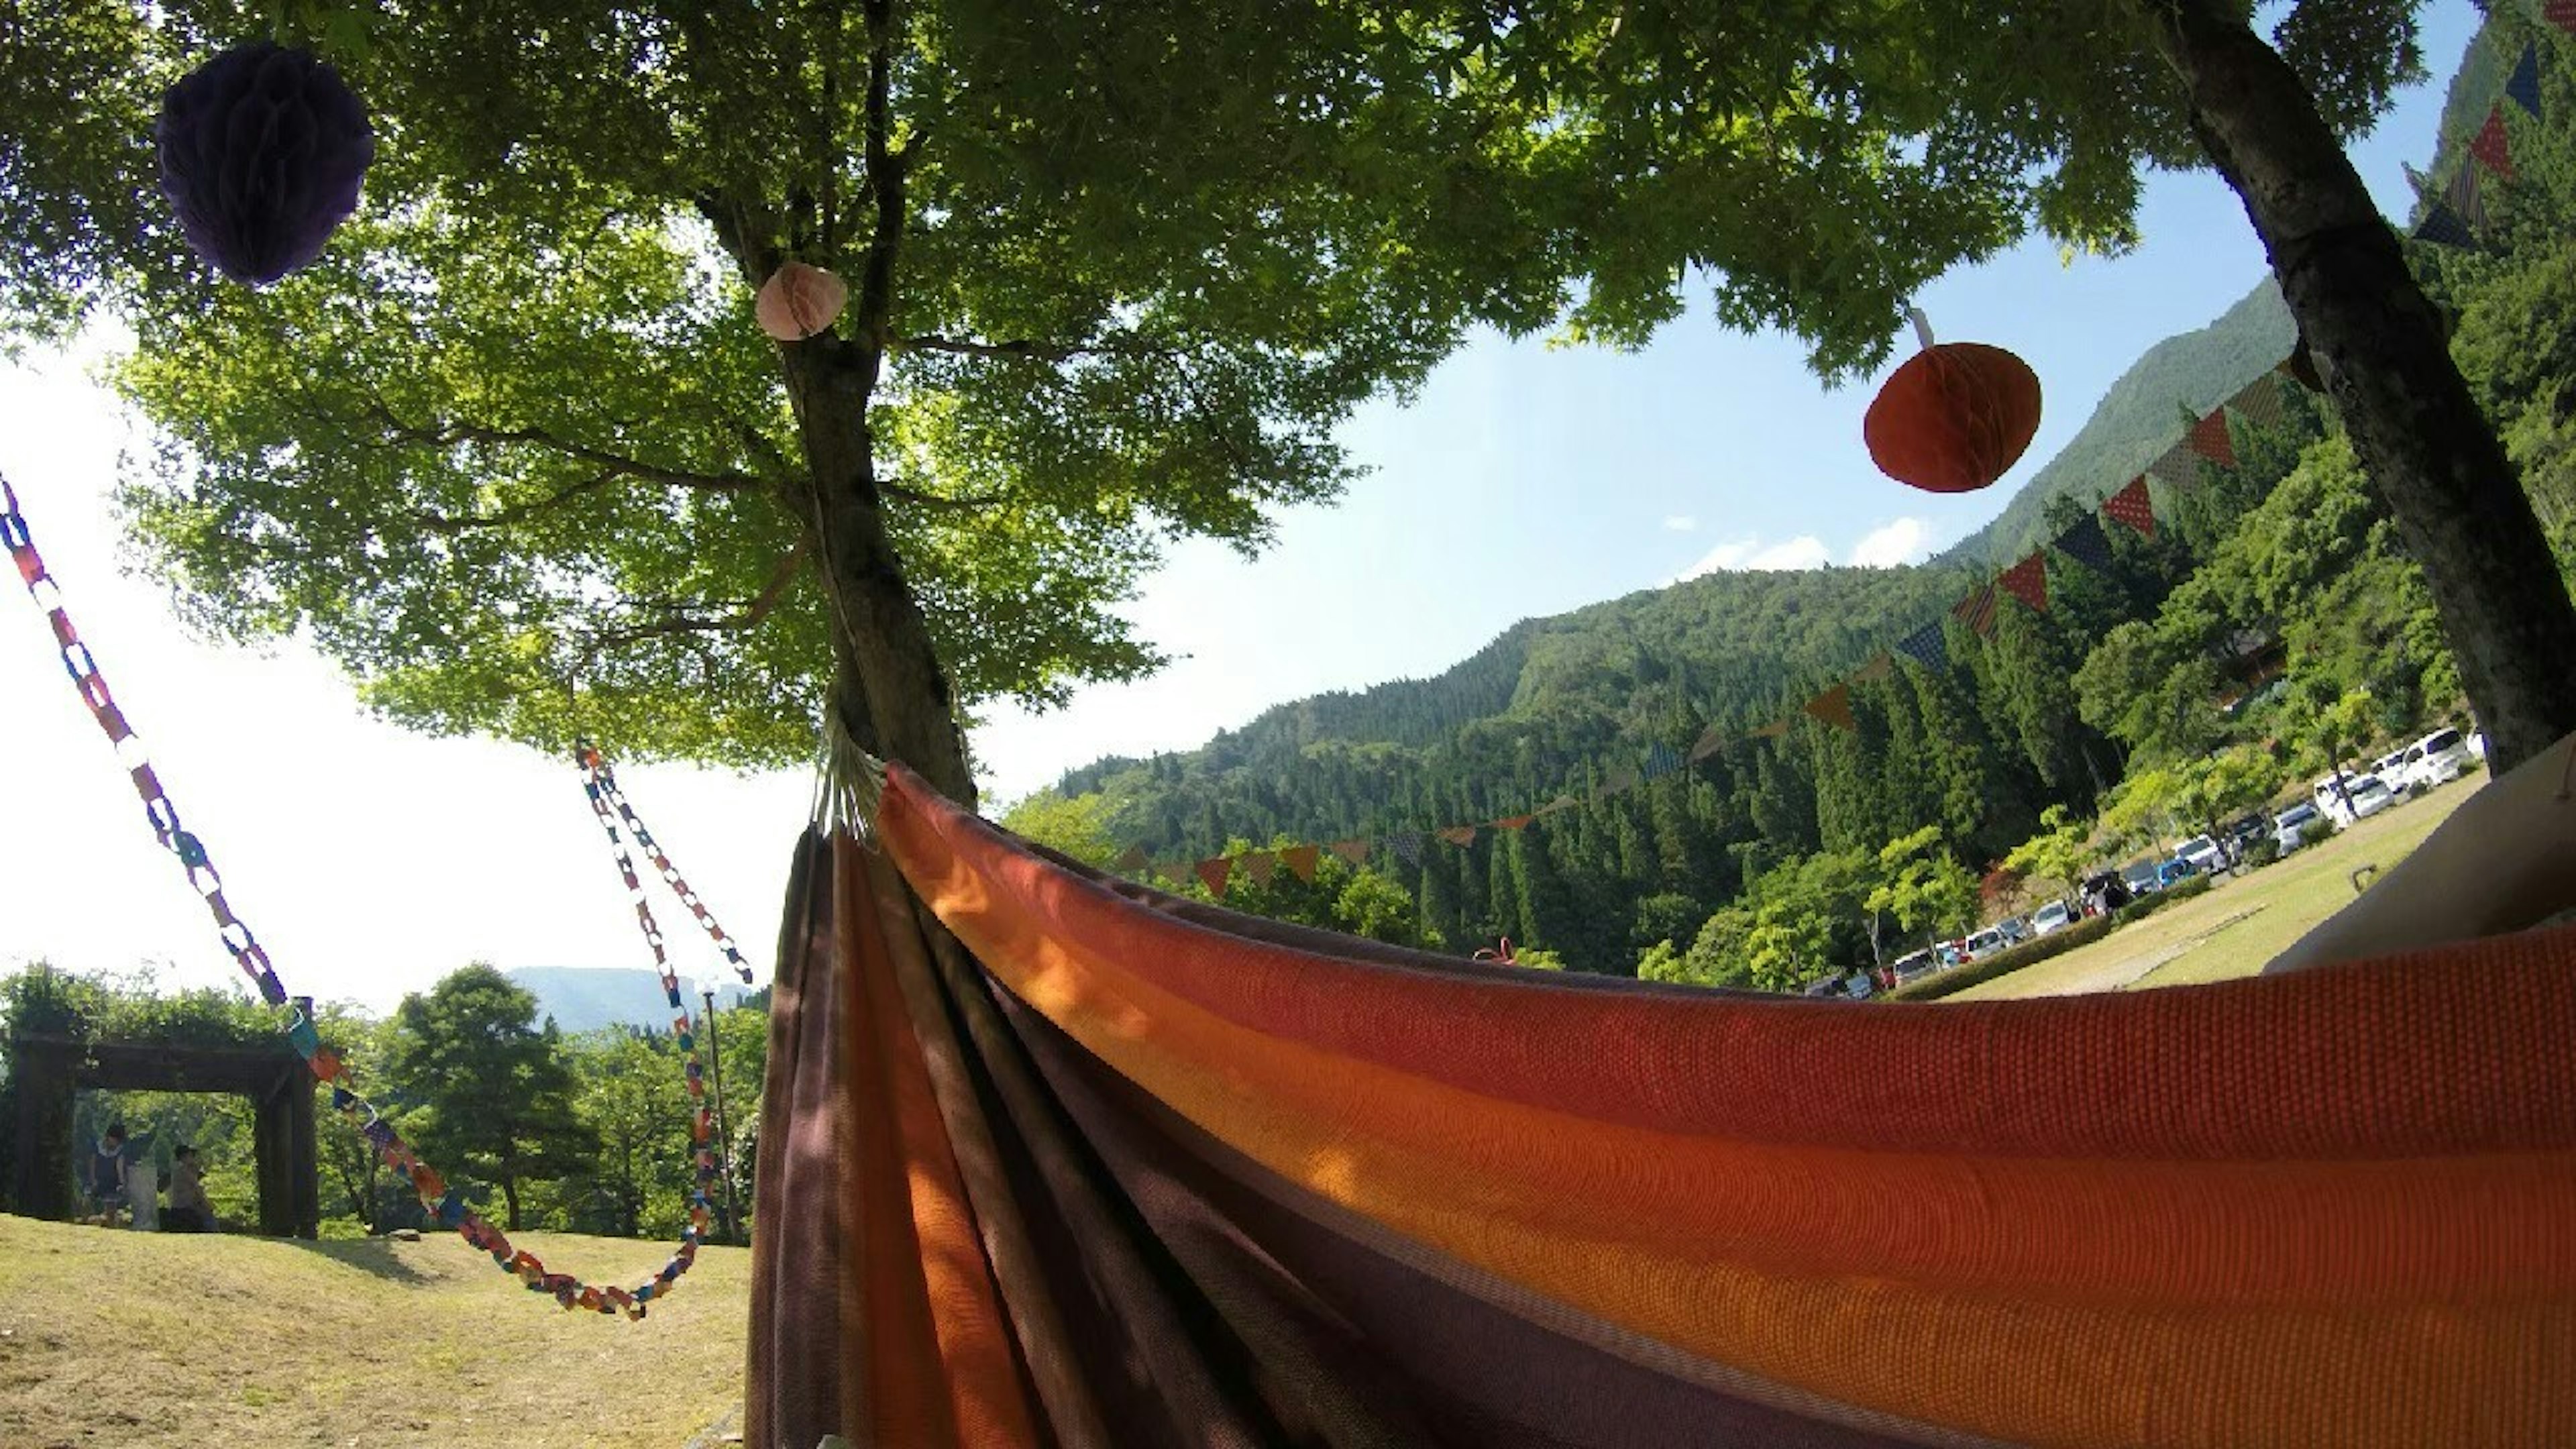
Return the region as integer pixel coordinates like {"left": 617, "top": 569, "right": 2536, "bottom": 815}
{"left": 1949, "top": 773, "right": 2478, "bottom": 1002}
{"left": 0, "top": 1214, "right": 747, "bottom": 1448}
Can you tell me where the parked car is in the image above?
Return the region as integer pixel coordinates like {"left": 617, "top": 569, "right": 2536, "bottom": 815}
{"left": 2223, "top": 813, "right": 2271, "bottom": 855}
{"left": 2344, "top": 774, "right": 2397, "bottom": 820}
{"left": 2174, "top": 834, "right": 2226, "bottom": 873}
{"left": 1996, "top": 915, "right": 2031, "bottom": 945}
{"left": 1843, "top": 973, "right": 1875, "bottom": 1000}
{"left": 2030, "top": 900, "right": 2076, "bottom": 936}
{"left": 2272, "top": 800, "right": 2322, "bottom": 854}
{"left": 2406, "top": 727, "right": 2473, "bottom": 788}
{"left": 1888, "top": 951, "right": 1941, "bottom": 986}
{"left": 2082, "top": 871, "right": 2136, "bottom": 917}
{"left": 1802, "top": 974, "right": 1846, "bottom": 998}
{"left": 2312, "top": 771, "right": 2363, "bottom": 820}
{"left": 2119, "top": 861, "right": 2162, "bottom": 898}
{"left": 2157, "top": 858, "right": 2196, "bottom": 889}
{"left": 1962, "top": 928, "right": 2008, "bottom": 960}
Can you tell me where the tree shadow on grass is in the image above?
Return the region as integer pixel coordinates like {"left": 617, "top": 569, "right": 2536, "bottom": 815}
{"left": 270, "top": 1234, "right": 436, "bottom": 1285}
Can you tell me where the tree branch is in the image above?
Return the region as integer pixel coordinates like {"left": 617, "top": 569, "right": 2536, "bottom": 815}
{"left": 889, "top": 333, "right": 1181, "bottom": 364}
{"left": 853, "top": 0, "right": 904, "bottom": 352}
{"left": 366, "top": 396, "right": 761, "bottom": 494}
{"left": 578, "top": 541, "right": 810, "bottom": 660}
{"left": 413, "top": 467, "right": 623, "bottom": 533}
{"left": 877, "top": 478, "right": 1007, "bottom": 511}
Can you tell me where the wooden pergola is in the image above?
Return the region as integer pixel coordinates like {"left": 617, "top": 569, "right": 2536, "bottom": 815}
{"left": 5, "top": 1012, "right": 318, "bottom": 1238}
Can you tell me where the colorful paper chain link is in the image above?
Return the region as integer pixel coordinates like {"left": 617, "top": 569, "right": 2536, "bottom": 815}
{"left": 2, "top": 476, "right": 722, "bottom": 1319}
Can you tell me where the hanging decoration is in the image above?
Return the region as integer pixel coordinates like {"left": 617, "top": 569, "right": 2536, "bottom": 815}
{"left": 755, "top": 261, "right": 850, "bottom": 341}
{"left": 2224, "top": 374, "right": 2289, "bottom": 429}
{"left": 2471, "top": 107, "right": 2518, "bottom": 181}
{"left": 2551, "top": 0, "right": 2576, "bottom": 36}
{"left": 2508, "top": 43, "right": 2544, "bottom": 119}
{"left": 155, "top": 42, "right": 375, "bottom": 286}
{"left": 1893, "top": 621, "right": 1949, "bottom": 672}
{"left": 1194, "top": 857, "right": 1232, "bottom": 898}
{"left": 2184, "top": 409, "right": 2238, "bottom": 468}
{"left": 1862, "top": 313, "right": 2044, "bottom": 494}
{"left": 1996, "top": 553, "right": 2050, "bottom": 614}
{"left": 1437, "top": 825, "right": 1478, "bottom": 848}
{"left": 1802, "top": 684, "right": 1857, "bottom": 733}
{"left": 2413, "top": 201, "right": 2477, "bottom": 249}
{"left": 2053, "top": 513, "right": 2115, "bottom": 573}
{"left": 1282, "top": 845, "right": 1322, "bottom": 881}
{"left": 1951, "top": 582, "right": 2000, "bottom": 638}
{"left": 2102, "top": 477, "right": 2157, "bottom": 538}
{"left": 1240, "top": 851, "right": 1277, "bottom": 886}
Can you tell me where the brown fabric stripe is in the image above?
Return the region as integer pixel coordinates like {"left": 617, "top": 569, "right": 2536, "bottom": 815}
{"left": 991, "top": 980, "right": 1957, "bottom": 1449}
{"left": 745, "top": 829, "right": 860, "bottom": 1449}
{"left": 859, "top": 840, "right": 1105, "bottom": 1448}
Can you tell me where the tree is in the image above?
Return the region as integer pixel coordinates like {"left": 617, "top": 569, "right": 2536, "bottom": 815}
{"left": 569, "top": 1029, "right": 693, "bottom": 1240}
{"left": 314, "top": 1010, "right": 392, "bottom": 1230}
{"left": 11, "top": 2, "right": 1566, "bottom": 795}
{"left": 1864, "top": 826, "right": 1979, "bottom": 957}
{"left": 2002, "top": 806, "right": 2094, "bottom": 905}
{"left": 1487, "top": 2, "right": 2576, "bottom": 770}
{"left": 380, "top": 965, "right": 596, "bottom": 1231}
{"left": 2173, "top": 745, "right": 2281, "bottom": 847}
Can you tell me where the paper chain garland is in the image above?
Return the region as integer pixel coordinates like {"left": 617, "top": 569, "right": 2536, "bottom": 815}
{"left": 1124, "top": 354, "right": 2321, "bottom": 895}
{"left": 2, "top": 476, "right": 736, "bottom": 1319}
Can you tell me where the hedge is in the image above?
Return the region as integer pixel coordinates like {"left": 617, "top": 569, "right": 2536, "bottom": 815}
{"left": 1886, "top": 873, "right": 2220, "bottom": 1003}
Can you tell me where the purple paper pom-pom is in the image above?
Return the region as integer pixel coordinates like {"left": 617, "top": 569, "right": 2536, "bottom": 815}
{"left": 155, "top": 41, "right": 374, "bottom": 285}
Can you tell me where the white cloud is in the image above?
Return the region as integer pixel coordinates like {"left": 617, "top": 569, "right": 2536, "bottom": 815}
{"left": 1662, "top": 514, "right": 1698, "bottom": 533}
{"left": 1847, "top": 517, "right": 1935, "bottom": 568}
{"left": 1670, "top": 534, "right": 1832, "bottom": 584}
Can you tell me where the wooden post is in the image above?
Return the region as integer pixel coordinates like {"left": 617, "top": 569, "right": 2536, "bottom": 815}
{"left": 286, "top": 1059, "right": 318, "bottom": 1238}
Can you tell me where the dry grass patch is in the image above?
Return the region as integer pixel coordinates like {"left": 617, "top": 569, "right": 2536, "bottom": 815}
{"left": 0, "top": 1214, "right": 745, "bottom": 1448}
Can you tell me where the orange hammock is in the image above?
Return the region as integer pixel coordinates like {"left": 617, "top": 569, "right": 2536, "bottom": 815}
{"left": 748, "top": 763, "right": 2576, "bottom": 1449}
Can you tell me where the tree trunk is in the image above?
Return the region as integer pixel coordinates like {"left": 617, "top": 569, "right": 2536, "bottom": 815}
{"left": 2143, "top": 0, "right": 2576, "bottom": 774}
{"left": 501, "top": 1177, "right": 522, "bottom": 1233}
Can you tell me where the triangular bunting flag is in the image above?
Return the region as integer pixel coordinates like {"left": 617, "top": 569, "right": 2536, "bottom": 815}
{"left": 2471, "top": 107, "right": 2516, "bottom": 182}
{"left": 1437, "top": 824, "right": 1477, "bottom": 848}
{"left": 1535, "top": 794, "right": 1580, "bottom": 816}
{"left": 2412, "top": 200, "right": 2477, "bottom": 249}
{"left": 1893, "top": 620, "right": 1949, "bottom": 671}
{"left": 2508, "top": 43, "right": 2543, "bottom": 119}
{"left": 1750, "top": 718, "right": 1791, "bottom": 740}
{"left": 1493, "top": 814, "right": 1536, "bottom": 832}
{"left": 1389, "top": 832, "right": 1425, "bottom": 866}
{"left": 2548, "top": 0, "right": 2576, "bottom": 38}
{"left": 2148, "top": 439, "right": 2203, "bottom": 487}
{"left": 1194, "top": 857, "right": 1232, "bottom": 898}
{"left": 1282, "top": 845, "right": 1322, "bottom": 881}
{"left": 1240, "top": 851, "right": 1276, "bottom": 886}
{"left": 1642, "top": 741, "right": 1682, "bottom": 779}
{"left": 1329, "top": 838, "right": 1371, "bottom": 866}
{"left": 1112, "top": 844, "right": 1149, "bottom": 875}
{"left": 1803, "top": 683, "right": 1856, "bottom": 733}
{"left": 2053, "top": 512, "right": 2114, "bottom": 573}
{"left": 1152, "top": 861, "right": 1186, "bottom": 888}
{"left": 2185, "top": 409, "right": 2237, "bottom": 468}
{"left": 1951, "top": 583, "right": 1998, "bottom": 638}
{"left": 1687, "top": 723, "right": 1727, "bottom": 761}
{"left": 1851, "top": 651, "right": 1895, "bottom": 684}
{"left": 2103, "top": 477, "right": 2156, "bottom": 538}
{"left": 2447, "top": 159, "right": 2489, "bottom": 232}
{"left": 1597, "top": 766, "right": 1640, "bottom": 798}
{"left": 2224, "top": 372, "right": 2287, "bottom": 430}
{"left": 1998, "top": 551, "right": 2049, "bottom": 614}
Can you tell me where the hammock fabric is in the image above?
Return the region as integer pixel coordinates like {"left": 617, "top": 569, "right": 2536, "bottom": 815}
{"left": 749, "top": 763, "right": 2576, "bottom": 1448}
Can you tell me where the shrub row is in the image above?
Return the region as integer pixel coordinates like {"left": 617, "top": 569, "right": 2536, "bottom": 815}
{"left": 2110, "top": 872, "right": 2213, "bottom": 926}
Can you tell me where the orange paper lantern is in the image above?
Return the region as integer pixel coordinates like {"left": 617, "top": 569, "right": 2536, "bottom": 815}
{"left": 1862, "top": 341, "right": 2043, "bottom": 494}
{"left": 754, "top": 260, "right": 848, "bottom": 341}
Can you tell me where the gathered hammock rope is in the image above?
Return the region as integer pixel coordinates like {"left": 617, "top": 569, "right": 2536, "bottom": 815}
{"left": 2, "top": 475, "right": 734, "bottom": 1320}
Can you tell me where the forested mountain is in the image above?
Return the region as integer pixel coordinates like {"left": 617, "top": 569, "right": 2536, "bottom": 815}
{"left": 1015, "top": 13, "right": 2574, "bottom": 986}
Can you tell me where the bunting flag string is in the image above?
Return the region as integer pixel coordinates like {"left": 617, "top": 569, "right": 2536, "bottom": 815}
{"left": 1642, "top": 740, "right": 1683, "bottom": 778}
{"left": 1241, "top": 851, "right": 1277, "bottom": 886}
{"left": 1330, "top": 838, "right": 1372, "bottom": 866}
{"left": 1802, "top": 682, "right": 1857, "bottom": 733}
{"left": 2414, "top": 201, "right": 2477, "bottom": 249}
{"left": 2146, "top": 439, "right": 2204, "bottom": 487}
{"left": 1437, "top": 825, "right": 1478, "bottom": 848}
{"left": 2509, "top": 42, "right": 2544, "bottom": 119}
{"left": 2186, "top": 409, "right": 2238, "bottom": 468}
{"left": 1750, "top": 718, "right": 1792, "bottom": 740}
{"left": 1851, "top": 651, "right": 1896, "bottom": 684}
{"left": 2103, "top": 476, "right": 2157, "bottom": 537}
{"left": 1283, "top": 845, "right": 1322, "bottom": 881}
{"left": 1194, "top": 857, "right": 1232, "bottom": 897}
{"left": 2448, "top": 158, "right": 2491, "bottom": 233}
{"left": 2053, "top": 512, "right": 2115, "bottom": 573}
{"left": 1951, "top": 582, "right": 1999, "bottom": 638}
{"left": 2473, "top": 106, "right": 2518, "bottom": 181}
{"left": 1389, "top": 831, "right": 1426, "bottom": 866}
{"left": 2550, "top": 1, "right": 2576, "bottom": 38}
{"left": 1114, "top": 845, "right": 1148, "bottom": 874}
{"left": 1687, "top": 723, "right": 1729, "bottom": 761}
{"left": 1998, "top": 551, "right": 2049, "bottom": 614}
{"left": 1893, "top": 620, "right": 1949, "bottom": 671}
{"left": 2224, "top": 373, "right": 2289, "bottom": 430}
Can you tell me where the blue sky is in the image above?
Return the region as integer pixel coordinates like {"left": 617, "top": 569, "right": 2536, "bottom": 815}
{"left": 0, "top": 3, "right": 2480, "bottom": 1010}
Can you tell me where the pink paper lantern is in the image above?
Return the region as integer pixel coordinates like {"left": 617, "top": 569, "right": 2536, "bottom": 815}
{"left": 755, "top": 261, "right": 848, "bottom": 341}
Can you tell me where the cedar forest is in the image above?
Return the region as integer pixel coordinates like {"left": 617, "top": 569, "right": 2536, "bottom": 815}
{"left": 1006, "top": 16, "right": 2576, "bottom": 990}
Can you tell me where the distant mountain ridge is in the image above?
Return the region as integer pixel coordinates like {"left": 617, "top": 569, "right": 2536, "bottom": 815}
{"left": 506, "top": 966, "right": 753, "bottom": 1034}
{"left": 1051, "top": 275, "right": 2296, "bottom": 839}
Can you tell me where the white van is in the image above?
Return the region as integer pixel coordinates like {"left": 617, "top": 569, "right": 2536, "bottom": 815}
{"left": 2405, "top": 727, "right": 2473, "bottom": 788}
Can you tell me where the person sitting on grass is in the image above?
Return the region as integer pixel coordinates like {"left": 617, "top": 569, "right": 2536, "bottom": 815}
{"left": 165, "top": 1144, "right": 213, "bottom": 1233}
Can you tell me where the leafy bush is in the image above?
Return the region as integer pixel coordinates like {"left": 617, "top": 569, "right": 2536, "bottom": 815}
{"left": 1884, "top": 915, "right": 2116, "bottom": 1001}
{"left": 2244, "top": 837, "right": 2281, "bottom": 868}
{"left": 2299, "top": 819, "right": 2335, "bottom": 847}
